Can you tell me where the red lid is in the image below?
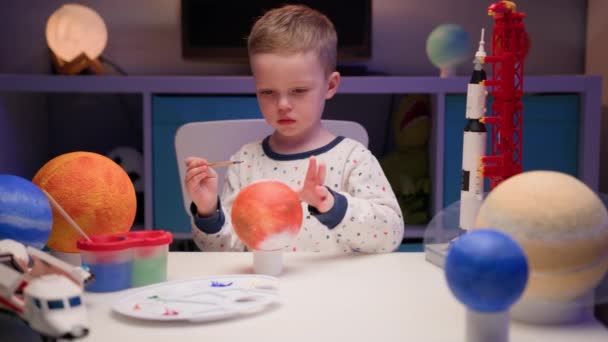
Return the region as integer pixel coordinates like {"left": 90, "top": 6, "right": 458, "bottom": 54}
{"left": 76, "top": 233, "right": 131, "bottom": 251}
{"left": 77, "top": 230, "right": 173, "bottom": 251}
{"left": 127, "top": 230, "right": 173, "bottom": 247}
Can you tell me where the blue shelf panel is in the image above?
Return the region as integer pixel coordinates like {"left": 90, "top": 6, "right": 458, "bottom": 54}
{"left": 442, "top": 93, "right": 580, "bottom": 208}
{"left": 152, "top": 95, "right": 262, "bottom": 233}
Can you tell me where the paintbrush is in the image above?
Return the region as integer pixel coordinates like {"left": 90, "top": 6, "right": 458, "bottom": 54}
{"left": 207, "top": 160, "right": 243, "bottom": 167}
{"left": 42, "top": 189, "right": 92, "bottom": 241}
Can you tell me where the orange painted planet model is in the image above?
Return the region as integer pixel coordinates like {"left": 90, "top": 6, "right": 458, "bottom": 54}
{"left": 231, "top": 180, "right": 303, "bottom": 251}
{"left": 33, "top": 151, "right": 136, "bottom": 253}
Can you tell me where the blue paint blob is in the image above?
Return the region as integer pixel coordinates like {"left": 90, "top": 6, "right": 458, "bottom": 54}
{"left": 85, "top": 261, "right": 132, "bottom": 292}
{"left": 445, "top": 229, "right": 529, "bottom": 313}
{"left": 211, "top": 281, "right": 233, "bottom": 287}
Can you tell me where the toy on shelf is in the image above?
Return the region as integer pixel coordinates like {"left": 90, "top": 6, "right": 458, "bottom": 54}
{"left": 77, "top": 230, "right": 173, "bottom": 292}
{"left": 380, "top": 95, "right": 432, "bottom": 225}
{"left": 231, "top": 180, "right": 303, "bottom": 276}
{"left": 33, "top": 151, "right": 137, "bottom": 262}
{"left": 0, "top": 239, "right": 93, "bottom": 342}
{"left": 426, "top": 24, "right": 472, "bottom": 77}
{"left": 445, "top": 229, "right": 528, "bottom": 342}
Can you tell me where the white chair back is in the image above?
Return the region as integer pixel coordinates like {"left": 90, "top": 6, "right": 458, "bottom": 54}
{"left": 174, "top": 119, "right": 368, "bottom": 214}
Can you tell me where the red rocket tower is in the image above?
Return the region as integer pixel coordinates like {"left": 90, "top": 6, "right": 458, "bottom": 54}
{"left": 480, "top": 1, "right": 528, "bottom": 189}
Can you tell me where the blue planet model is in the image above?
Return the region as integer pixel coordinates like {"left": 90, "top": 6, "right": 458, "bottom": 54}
{"left": 0, "top": 174, "right": 53, "bottom": 249}
{"left": 445, "top": 229, "right": 528, "bottom": 312}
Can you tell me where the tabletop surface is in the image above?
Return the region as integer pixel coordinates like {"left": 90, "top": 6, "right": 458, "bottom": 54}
{"left": 2, "top": 252, "right": 608, "bottom": 342}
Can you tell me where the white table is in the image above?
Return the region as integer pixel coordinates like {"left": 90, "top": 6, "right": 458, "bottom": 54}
{"left": 3, "top": 252, "right": 608, "bottom": 341}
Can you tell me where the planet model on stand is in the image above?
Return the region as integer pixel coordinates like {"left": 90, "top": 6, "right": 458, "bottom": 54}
{"left": 231, "top": 180, "right": 303, "bottom": 276}
{"left": 445, "top": 229, "right": 528, "bottom": 342}
{"left": 475, "top": 170, "right": 608, "bottom": 324}
{"left": 33, "top": 152, "right": 137, "bottom": 257}
{"left": 0, "top": 174, "right": 53, "bottom": 250}
{"left": 426, "top": 24, "right": 472, "bottom": 77}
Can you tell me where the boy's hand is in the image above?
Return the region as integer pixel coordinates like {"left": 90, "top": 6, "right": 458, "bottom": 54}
{"left": 298, "top": 156, "right": 334, "bottom": 213}
{"left": 184, "top": 157, "right": 219, "bottom": 216}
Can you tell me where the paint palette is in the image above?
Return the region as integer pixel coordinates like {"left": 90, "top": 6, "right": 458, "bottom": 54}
{"left": 112, "top": 275, "right": 280, "bottom": 322}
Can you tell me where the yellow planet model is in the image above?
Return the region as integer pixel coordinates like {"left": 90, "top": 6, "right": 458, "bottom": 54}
{"left": 475, "top": 170, "right": 608, "bottom": 323}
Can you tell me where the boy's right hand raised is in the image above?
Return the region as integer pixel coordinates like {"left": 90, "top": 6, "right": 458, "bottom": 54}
{"left": 184, "top": 157, "right": 219, "bottom": 216}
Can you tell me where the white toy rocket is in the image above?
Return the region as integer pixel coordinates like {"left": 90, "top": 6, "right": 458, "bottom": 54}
{"left": 459, "top": 29, "right": 488, "bottom": 230}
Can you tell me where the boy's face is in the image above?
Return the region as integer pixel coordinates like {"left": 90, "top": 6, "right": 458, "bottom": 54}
{"left": 250, "top": 51, "right": 339, "bottom": 140}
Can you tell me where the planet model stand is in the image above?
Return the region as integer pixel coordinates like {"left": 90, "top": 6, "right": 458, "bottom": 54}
{"left": 252, "top": 250, "right": 283, "bottom": 276}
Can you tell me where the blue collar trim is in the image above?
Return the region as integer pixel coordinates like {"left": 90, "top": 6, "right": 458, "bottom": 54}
{"left": 262, "top": 136, "right": 345, "bottom": 161}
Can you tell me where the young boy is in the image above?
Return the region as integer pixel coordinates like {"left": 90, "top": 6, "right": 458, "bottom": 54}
{"left": 185, "top": 4, "right": 404, "bottom": 253}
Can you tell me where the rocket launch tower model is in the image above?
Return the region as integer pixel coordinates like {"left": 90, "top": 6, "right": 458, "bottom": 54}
{"left": 460, "top": 1, "right": 527, "bottom": 230}
{"left": 425, "top": 1, "right": 528, "bottom": 268}
{"left": 480, "top": 1, "right": 527, "bottom": 190}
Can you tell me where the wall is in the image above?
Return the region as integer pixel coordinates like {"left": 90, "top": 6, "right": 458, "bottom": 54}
{"left": 0, "top": 0, "right": 586, "bottom": 76}
{"left": 586, "top": 0, "right": 608, "bottom": 194}
{"left": 0, "top": 0, "right": 597, "bottom": 187}
{"left": 587, "top": 0, "right": 607, "bottom": 105}
{"left": 0, "top": 94, "right": 49, "bottom": 178}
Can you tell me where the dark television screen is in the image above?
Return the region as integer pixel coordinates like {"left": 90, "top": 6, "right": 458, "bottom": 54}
{"left": 181, "top": 0, "right": 372, "bottom": 63}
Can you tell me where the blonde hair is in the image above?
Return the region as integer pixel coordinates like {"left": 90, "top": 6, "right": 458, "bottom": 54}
{"left": 247, "top": 4, "right": 337, "bottom": 74}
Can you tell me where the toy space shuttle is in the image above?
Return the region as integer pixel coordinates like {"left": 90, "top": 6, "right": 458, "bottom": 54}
{"left": 0, "top": 239, "right": 92, "bottom": 341}
{"left": 460, "top": 29, "right": 488, "bottom": 230}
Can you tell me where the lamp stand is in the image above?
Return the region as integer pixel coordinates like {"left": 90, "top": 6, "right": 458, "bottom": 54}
{"left": 50, "top": 50, "right": 104, "bottom": 75}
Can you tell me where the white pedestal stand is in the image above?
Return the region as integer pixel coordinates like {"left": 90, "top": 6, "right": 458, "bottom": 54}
{"left": 467, "top": 309, "right": 509, "bottom": 342}
{"left": 252, "top": 250, "right": 283, "bottom": 276}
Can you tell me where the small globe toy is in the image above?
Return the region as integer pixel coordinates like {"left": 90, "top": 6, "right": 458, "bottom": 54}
{"left": 0, "top": 174, "right": 53, "bottom": 249}
{"left": 33, "top": 151, "right": 136, "bottom": 253}
{"left": 445, "top": 229, "right": 529, "bottom": 313}
{"left": 426, "top": 24, "right": 471, "bottom": 77}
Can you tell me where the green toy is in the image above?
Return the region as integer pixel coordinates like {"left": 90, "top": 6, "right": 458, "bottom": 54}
{"left": 381, "top": 95, "right": 432, "bottom": 225}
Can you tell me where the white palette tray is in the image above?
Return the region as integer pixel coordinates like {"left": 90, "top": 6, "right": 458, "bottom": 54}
{"left": 112, "top": 275, "right": 280, "bottom": 322}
